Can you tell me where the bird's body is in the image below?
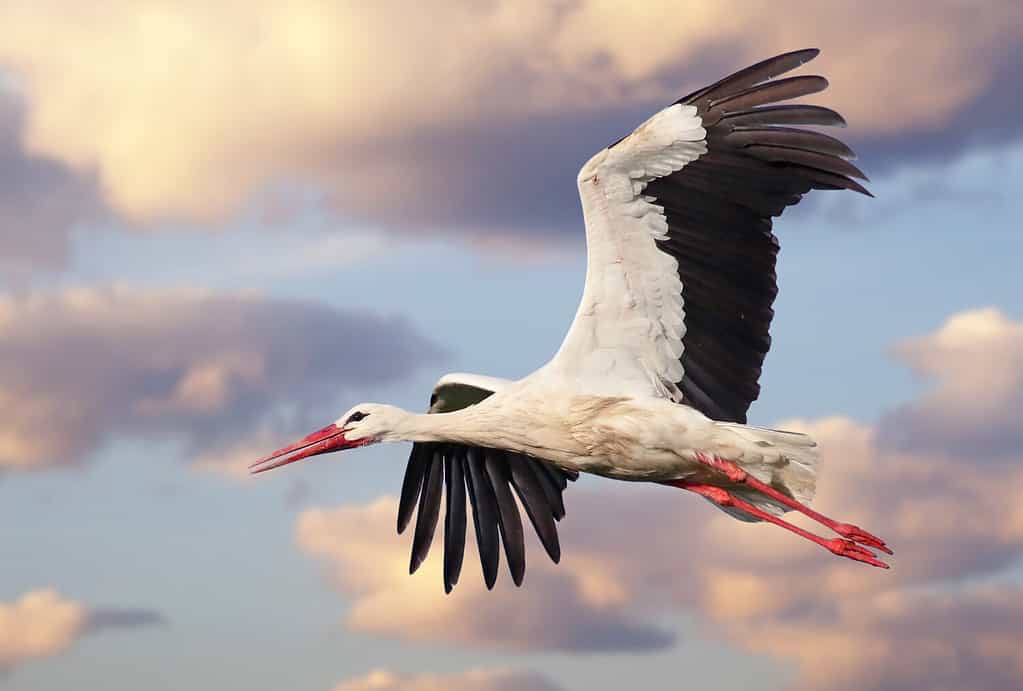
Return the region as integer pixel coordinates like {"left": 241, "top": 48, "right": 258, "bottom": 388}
{"left": 370, "top": 391, "right": 719, "bottom": 479}
{"left": 378, "top": 386, "right": 805, "bottom": 487}
{"left": 252, "top": 49, "right": 892, "bottom": 591}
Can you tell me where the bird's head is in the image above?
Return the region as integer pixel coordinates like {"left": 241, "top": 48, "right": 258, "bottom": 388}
{"left": 249, "top": 403, "right": 406, "bottom": 475}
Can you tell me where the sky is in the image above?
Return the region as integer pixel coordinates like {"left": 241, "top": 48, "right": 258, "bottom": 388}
{"left": 3, "top": 2, "right": 1023, "bottom": 690}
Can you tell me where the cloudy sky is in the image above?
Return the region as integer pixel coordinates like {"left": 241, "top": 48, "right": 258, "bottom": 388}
{"left": 3, "top": 2, "right": 1023, "bottom": 690}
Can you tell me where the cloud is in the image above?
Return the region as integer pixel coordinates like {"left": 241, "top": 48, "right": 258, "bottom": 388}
{"left": 1, "top": 2, "right": 1020, "bottom": 234}
{"left": 879, "top": 307, "right": 1023, "bottom": 460}
{"left": 297, "top": 440, "right": 1023, "bottom": 659}
{"left": 0, "top": 590, "right": 85, "bottom": 673}
{"left": 0, "top": 590, "right": 164, "bottom": 675}
{"left": 296, "top": 497, "right": 673, "bottom": 653}
{"left": 333, "top": 668, "right": 562, "bottom": 691}
{"left": 0, "top": 91, "right": 102, "bottom": 273}
{"left": 0, "top": 286, "right": 442, "bottom": 472}
{"left": 296, "top": 307, "right": 1023, "bottom": 689}
{"left": 693, "top": 416, "right": 1023, "bottom": 691}
{"left": 720, "top": 586, "right": 1023, "bottom": 691}
{"left": 84, "top": 607, "right": 168, "bottom": 633}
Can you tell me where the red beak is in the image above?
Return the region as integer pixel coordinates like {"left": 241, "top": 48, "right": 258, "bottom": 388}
{"left": 249, "top": 423, "right": 369, "bottom": 475}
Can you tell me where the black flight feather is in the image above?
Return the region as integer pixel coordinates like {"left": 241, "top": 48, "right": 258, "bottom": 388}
{"left": 626, "top": 49, "right": 870, "bottom": 423}
{"left": 398, "top": 443, "right": 432, "bottom": 534}
{"left": 442, "top": 449, "right": 467, "bottom": 593}
{"left": 409, "top": 449, "right": 444, "bottom": 574}
{"left": 708, "top": 75, "right": 828, "bottom": 112}
{"left": 464, "top": 447, "right": 500, "bottom": 589}
{"left": 484, "top": 450, "right": 526, "bottom": 586}
{"left": 678, "top": 48, "right": 821, "bottom": 109}
{"left": 506, "top": 452, "right": 561, "bottom": 562}
{"left": 530, "top": 458, "right": 568, "bottom": 521}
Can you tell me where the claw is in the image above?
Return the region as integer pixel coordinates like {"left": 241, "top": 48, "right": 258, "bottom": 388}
{"left": 826, "top": 538, "right": 890, "bottom": 569}
{"left": 833, "top": 523, "right": 894, "bottom": 555}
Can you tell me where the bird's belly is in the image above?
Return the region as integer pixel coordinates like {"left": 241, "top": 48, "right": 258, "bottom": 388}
{"left": 560, "top": 395, "right": 720, "bottom": 482}
{"left": 569, "top": 449, "right": 707, "bottom": 482}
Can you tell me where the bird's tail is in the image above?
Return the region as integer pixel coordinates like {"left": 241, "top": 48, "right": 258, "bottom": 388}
{"left": 709, "top": 423, "right": 819, "bottom": 522}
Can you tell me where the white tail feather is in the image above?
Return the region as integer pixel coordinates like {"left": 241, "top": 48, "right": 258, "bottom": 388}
{"left": 709, "top": 423, "right": 819, "bottom": 522}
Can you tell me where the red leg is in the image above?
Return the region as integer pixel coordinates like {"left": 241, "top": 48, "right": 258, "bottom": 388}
{"left": 666, "top": 480, "right": 890, "bottom": 569}
{"left": 694, "top": 452, "right": 892, "bottom": 555}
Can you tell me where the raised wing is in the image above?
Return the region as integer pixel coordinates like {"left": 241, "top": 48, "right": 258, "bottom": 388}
{"left": 546, "top": 49, "right": 868, "bottom": 423}
{"left": 398, "top": 373, "right": 577, "bottom": 593}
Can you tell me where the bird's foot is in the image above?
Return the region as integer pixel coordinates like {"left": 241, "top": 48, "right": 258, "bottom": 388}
{"left": 664, "top": 480, "right": 891, "bottom": 570}
{"left": 830, "top": 522, "right": 893, "bottom": 555}
{"left": 825, "top": 537, "right": 890, "bottom": 569}
{"left": 692, "top": 453, "right": 893, "bottom": 556}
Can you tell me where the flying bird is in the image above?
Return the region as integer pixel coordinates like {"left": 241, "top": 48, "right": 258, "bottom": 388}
{"left": 251, "top": 49, "right": 891, "bottom": 592}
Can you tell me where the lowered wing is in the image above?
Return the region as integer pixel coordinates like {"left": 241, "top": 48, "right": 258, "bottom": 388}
{"left": 398, "top": 373, "right": 577, "bottom": 592}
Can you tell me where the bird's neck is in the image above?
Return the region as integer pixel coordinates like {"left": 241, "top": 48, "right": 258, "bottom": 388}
{"left": 384, "top": 407, "right": 484, "bottom": 446}
{"left": 387, "top": 405, "right": 511, "bottom": 448}
{"left": 385, "top": 396, "right": 581, "bottom": 466}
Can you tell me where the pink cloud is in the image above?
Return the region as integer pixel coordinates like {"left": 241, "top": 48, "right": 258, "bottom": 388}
{"left": 295, "top": 308, "right": 1023, "bottom": 689}
{"left": 0, "top": 590, "right": 160, "bottom": 675}
{"left": 716, "top": 586, "right": 1023, "bottom": 691}
{"left": 296, "top": 498, "right": 673, "bottom": 653}
{"left": 0, "top": 590, "right": 85, "bottom": 673}
{"left": 0, "top": 2, "right": 1020, "bottom": 234}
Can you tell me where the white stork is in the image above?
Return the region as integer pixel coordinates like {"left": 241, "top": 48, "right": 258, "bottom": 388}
{"left": 251, "top": 49, "right": 891, "bottom": 592}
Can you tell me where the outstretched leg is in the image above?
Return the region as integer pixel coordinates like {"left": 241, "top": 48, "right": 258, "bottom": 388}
{"left": 666, "top": 480, "right": 889, "bottom": 569}
{"left": 694, "top": 452, "right": 892, "bottom": 555}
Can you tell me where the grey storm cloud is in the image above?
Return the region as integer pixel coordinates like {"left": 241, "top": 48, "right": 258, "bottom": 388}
{"left": 0, "top": 286, "right": 444, "bottom": 472}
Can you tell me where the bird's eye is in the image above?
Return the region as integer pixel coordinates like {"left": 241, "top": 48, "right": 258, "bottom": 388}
{"left": 347, "top": 411, "right": 367, "bottom": 424}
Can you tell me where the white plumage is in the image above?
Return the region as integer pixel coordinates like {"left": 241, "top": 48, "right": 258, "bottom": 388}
{"left": 252, "top": 49, "right": 891, "bottom": 592}
{"left": 546, "top": 103, "right": 707, "bottom": 401}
